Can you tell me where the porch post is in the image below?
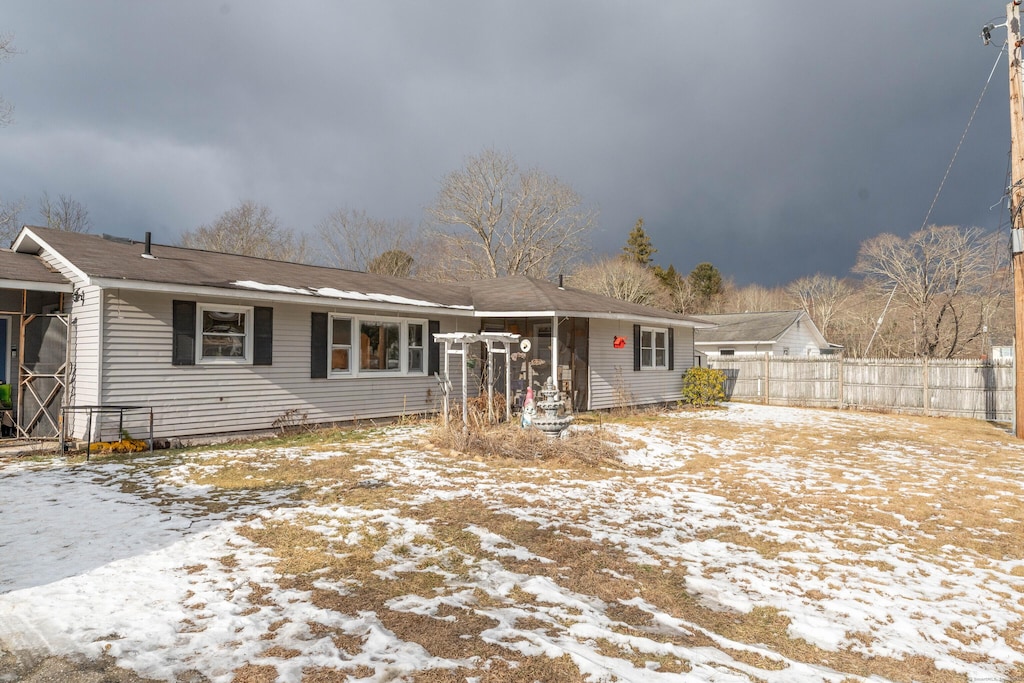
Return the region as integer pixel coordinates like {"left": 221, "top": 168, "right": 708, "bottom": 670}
{"left": 551, "top": 315, "right": 559, "bottom": 388}
{"left": 461, "top": 340, "right": 468, "bottom": 429}
{"left": 486, "top": 339, "right": 494, "bottom": 423}
{"left": 442, "top": 339, "right": 451, "bottom": 427}
{"left": 505, "top": 340, "right": 512, "bottom": 422}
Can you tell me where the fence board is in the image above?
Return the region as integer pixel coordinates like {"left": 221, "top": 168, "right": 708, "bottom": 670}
{"left": 710, "top": 356, "right": 1013, "bottom": 422}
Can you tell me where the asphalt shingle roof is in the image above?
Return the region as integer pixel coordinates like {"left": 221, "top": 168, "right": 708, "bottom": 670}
{"left": 694, "top": 311, "right": 804, "bottom": 343}
{"left": 0, "top": 248, "right": 71, "bottom": 287}
{"left": 16, "top": 226, "right": 473, "bottom": 308}
{"left": 12, "top": 227, "right": 706, "bottom": 326}
{"left": 467, "top": 275, "right": 704, "bottom": 323}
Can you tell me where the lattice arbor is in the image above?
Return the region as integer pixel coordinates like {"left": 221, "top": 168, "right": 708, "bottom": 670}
{"left": 18, "top": 312, "right": 69, "bottom": 438}
{"left": 433, "top": 332, "right": 520, "bottom": 428}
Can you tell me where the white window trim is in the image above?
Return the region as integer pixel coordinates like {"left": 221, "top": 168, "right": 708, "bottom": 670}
{"left": 329, "top": 314, "right": 428, "bottom": 378}
{"left": 329, "top": 314, "right": 354, "bottom": 375}
{"left": 640, "top": 325, "right": 668, "bottom": 370}
{"left": 197, "top": 304, "right": 253, "bottom": 364}
{"left": 407, "top": 321, "right": 425, "bottom": 374}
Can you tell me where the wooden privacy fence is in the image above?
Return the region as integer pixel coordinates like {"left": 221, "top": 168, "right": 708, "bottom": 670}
{"left": 709, "top": 356, "right": 1014, "bottom": 423}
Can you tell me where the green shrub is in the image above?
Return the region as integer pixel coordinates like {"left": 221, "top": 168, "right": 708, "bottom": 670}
{"left": 681, "top": 366, "right": 727, "bottom": 407}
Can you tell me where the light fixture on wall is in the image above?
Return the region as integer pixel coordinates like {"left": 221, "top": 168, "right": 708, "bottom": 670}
{"left": 72, "top": 289, "right": 85, "bottom": 304}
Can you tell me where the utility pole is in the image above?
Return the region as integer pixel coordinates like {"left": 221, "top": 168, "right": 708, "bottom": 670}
{"left": 1006, "top": 0, "right": 1024, "bottom": 438}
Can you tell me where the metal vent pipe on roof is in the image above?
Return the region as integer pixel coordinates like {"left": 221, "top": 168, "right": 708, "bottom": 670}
{"left": 142, "top": 231, "right": 155, "bottom": 259}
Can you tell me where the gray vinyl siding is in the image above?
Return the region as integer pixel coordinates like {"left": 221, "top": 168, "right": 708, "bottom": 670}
{"left": 36, "top": 252, "right": 97, "bottom": 436}
{"left": 81, "top": 289, "right": 469, "bottom": 440}
{"left": 72, "top": 286, "right": 102, "bottom": 406}
{"left": 587, "top": 319, "right": 695, "bottom": 410}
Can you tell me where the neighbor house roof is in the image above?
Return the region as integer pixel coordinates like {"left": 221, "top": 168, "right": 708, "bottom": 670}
{"left": 694, "top": 310, "right": 817, "bottom": 345}
{"left": 11, "top": 226, "right": 707, "bottom": 326}
{"left": 0, "top": 248, "right": 72, "bottom": 292}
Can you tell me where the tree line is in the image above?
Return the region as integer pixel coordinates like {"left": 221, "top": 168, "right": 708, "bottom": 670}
{"left": 595, "top": 219, "right": 1010, "bottom": 360}
{"left": 1, "top": 147, "right": 1011, "bottom": 360}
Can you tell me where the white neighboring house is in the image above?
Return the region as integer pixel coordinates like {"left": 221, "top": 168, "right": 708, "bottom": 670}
{"left": 695, "top": 310, "right": 834, "bottom": 360}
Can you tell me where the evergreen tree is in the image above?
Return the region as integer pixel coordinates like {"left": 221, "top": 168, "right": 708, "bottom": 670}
{"left": 689, "top": 262, "right": 723, "bottom": 311}
{"left": 622, "top": 218, "right": 656, "bottom": 266}
{"left": 653, "top": 263, "right": 682, "bottom": 289}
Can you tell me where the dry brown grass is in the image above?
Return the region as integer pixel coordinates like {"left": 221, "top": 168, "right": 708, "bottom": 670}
{"left": 231, "top": 663, "right": 278, "bottom": 683}
{"left": 394, "top": 496, "right": 972, "bottom": 683}
{"left": 301, "top": 664, "right": 376, "bottom": 681}
{"left": 652, "top": 411, "right": 1024, "bottom": 564}
{"left": 138, "top": 405, "right": 1022, "bottom": 682}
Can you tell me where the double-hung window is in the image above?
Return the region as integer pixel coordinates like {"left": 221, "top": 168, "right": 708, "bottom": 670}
{"left": 331, "top": 317, "right": 352, "bottom": 373}
{"left": 199, "top": 305, "right": 252, "bottom": 362}
{"left": 172, "top": 301, "right": 272, "bottom": 367}
{"left": 640, "top": 326, "right": 668, "bottom": 369}
{"left": 408, "top": 323, "right": 424, "bottom": 373}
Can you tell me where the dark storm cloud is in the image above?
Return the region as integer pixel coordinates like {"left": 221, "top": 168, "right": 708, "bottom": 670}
{"left": 0, "top": 1, "right": 1013, "bottom": 285}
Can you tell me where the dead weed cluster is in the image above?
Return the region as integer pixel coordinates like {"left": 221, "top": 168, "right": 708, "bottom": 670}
{"left": 429, "top": 418, "right": 619, "bottom": 465}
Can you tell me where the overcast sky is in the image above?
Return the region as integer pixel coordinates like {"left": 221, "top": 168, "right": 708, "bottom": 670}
{"left": 0, "top": 2, "right": 1016, "bottom": 286}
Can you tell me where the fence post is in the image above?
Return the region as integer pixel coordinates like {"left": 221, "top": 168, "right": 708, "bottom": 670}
{"left": 922, "top": 357, "right": 930, "bottom": 416}
{"left": 837, "top": 354, "right": 844, "bottom": 409}
{"left": 764, "top": 354, "right": 770, "bottom": 405}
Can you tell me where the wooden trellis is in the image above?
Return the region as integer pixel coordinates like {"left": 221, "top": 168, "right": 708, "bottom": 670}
{"left": 433, "top": 332, "right": 520, "bottom": 427}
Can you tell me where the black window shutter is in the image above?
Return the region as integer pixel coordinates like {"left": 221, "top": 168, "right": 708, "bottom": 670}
{"left": 310, "top": 312, "right": 328, "bottom": 378}
{"left": 668, "top": 327, "right": 675, "bottom": 371}
{"left": 253, "top": 306, "right": 273, "bottom": 366}
{"left": 428, "top": 320, "right": 441, "bottom": 376}
{"left": 172, "top": 300, "right": 196, "bottom": 366}
{"left": 633, "top": 324, "right": 641, "bottom": 372}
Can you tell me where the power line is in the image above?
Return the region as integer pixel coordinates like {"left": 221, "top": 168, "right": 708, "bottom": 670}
{"left": 919, "top": 43, "right": 1006, "bottom": 232}
{"left": 867, "top": 44, "right": 1006, "bottom": 357}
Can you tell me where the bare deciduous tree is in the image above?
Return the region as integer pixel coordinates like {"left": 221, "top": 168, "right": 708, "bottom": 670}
{"left": 785, "top": 273, "right": 854, "bottom": 338}
{"left": 427, "top": 148, "right": 595, "bottom": 280}
{"left": 367, "top": 249, "right": 414, "bottom": 278}
{"left": 853, "top": 225, "right": 1007, "bottom": 358}
{"left": 568, "top": 257, "right": 670, "bottom": 307}
{"left": 315, "top": 208, "right": 418, "bottom": 274}
{"left": 821, "top": 288, "right": 888, "bottom": 357}
{"left": 180, "top": 200, "right": 309, "bottom": 262}
{"left": 0, "top": 34, "right": 17, "bottom": 126}
{"left": 0, "top": 197, "right": 24, "bottom": 245}
{"left": 722, "top": 283, "right": 789, "bottom": 314}
{"left": 39, "top": 192, "right": 92, "bottom": 233}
